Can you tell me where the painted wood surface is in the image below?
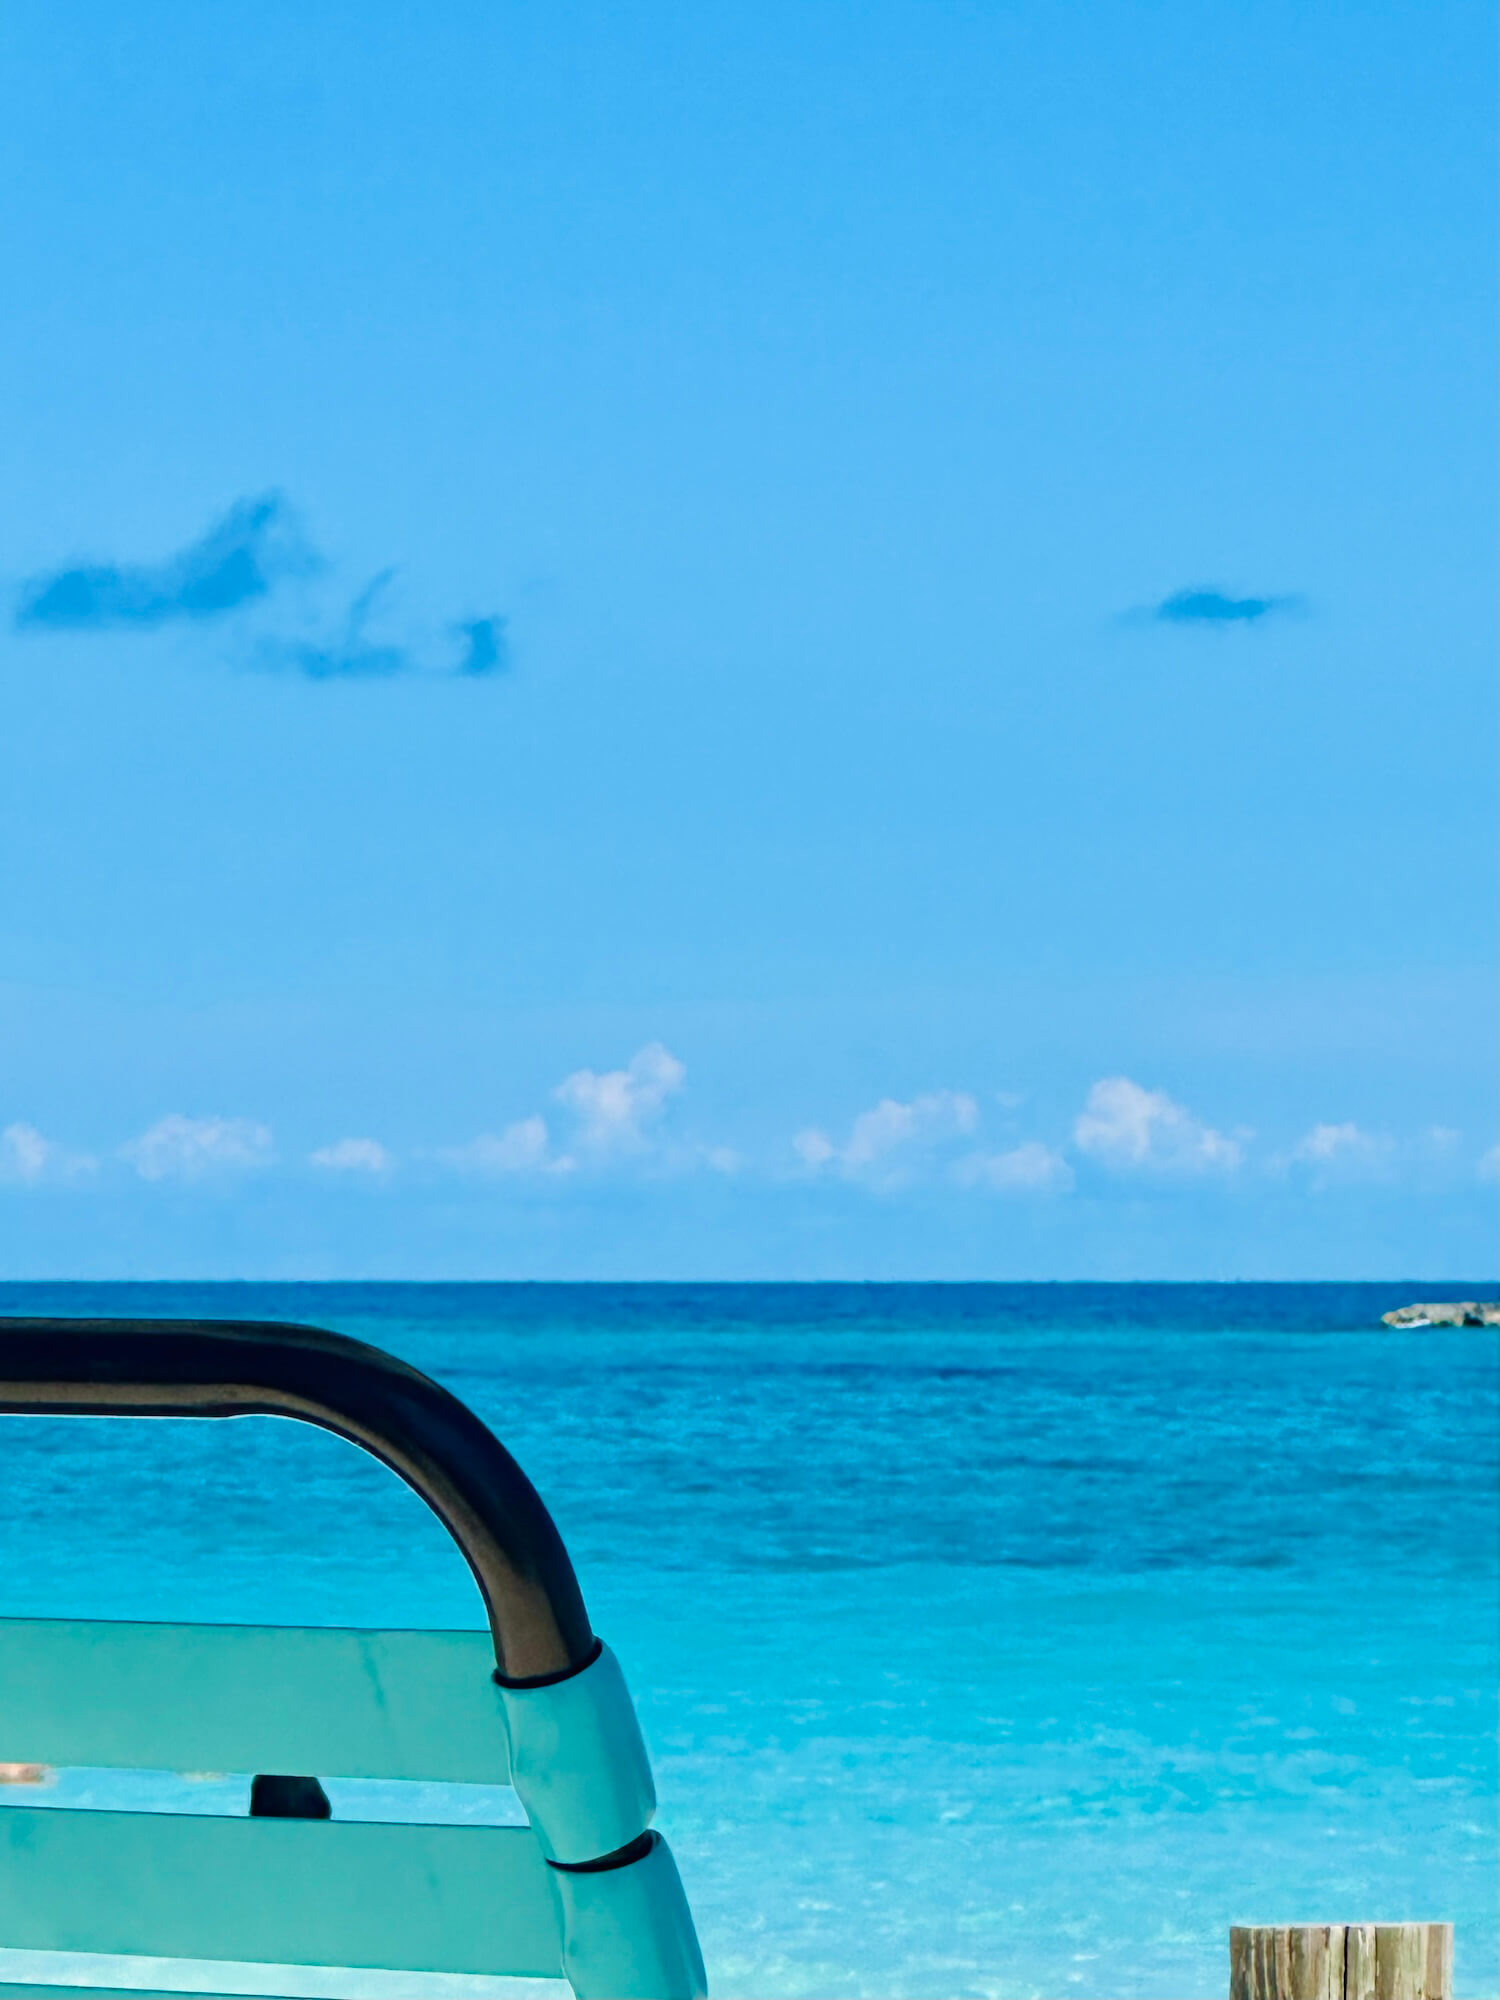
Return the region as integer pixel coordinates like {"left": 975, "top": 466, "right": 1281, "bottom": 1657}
{"left": 0, "top": 1808, "right": 561, "bottom": 1979}
{"left": 0, "top": 1619, "right": 508, "bottom": 1782}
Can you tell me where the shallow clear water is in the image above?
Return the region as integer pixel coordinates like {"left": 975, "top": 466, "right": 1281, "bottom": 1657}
{"left": 0, "top": 1283, "right": 1494, "bottom": 1998}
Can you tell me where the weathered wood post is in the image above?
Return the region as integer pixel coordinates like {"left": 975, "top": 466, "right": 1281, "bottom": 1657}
{"left": 1230, "top": 1924, "right": 1453, "bottom": 2000}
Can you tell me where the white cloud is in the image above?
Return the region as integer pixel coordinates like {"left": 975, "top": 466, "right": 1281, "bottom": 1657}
{"left": 123, "top": 1115, "right": 274, "bottom": 1182}
{"left": 1271, "top": 1120, "right": 1398, "bottom": 1188}
{"left": 796, "top": 1090, "right": 980, "bottom": 1188}
{"left": 793, "top": 1128, "right": 837, "bottom": 1168}
{"left": 1, "top": 1124, "right": 51, "bottom": 1183}
{"left": 1074, "top": 1076, "right": 1242, "bottom": 1174}
{"left": 441, "top": 1116, "right": 555, "bottom": 1176}
{"left": 1291, "top": 1121, "right": 1393, "bottom": 1168}
{"left": 310, "top": 1137, "right": 391, "bottom": 1174}
{"left": 555, "top": 1043, "right": 685, "bottom": 1154}
{"left": 1476, "top": 1144, "right": 1498, "bottom": 1184}
{"left": 953, "top": 1142, "right": 1075, "bottom": 1195}
{"left": 440, "top": 1045, "right": 701, "bottom": 1180}
{"left": 0, "top": 1122, "right": 95, "bottom": 1185}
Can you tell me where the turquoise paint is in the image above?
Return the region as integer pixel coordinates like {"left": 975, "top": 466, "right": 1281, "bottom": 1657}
{"left": 0, "top": 1808, "right": 561, "bottom": 1978}
{"left": 0, "top": 1620, "right": 510, "bottom": 1784}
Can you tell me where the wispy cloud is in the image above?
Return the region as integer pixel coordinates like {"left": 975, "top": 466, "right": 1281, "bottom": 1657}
{"left": 455, "top": 617, "right": 509, "bottom": 676}
{"left": 0, "top": 1124, "right": 50, "bottom": 1183}
{"left": 15, "top": 495, "right": 317, "bottom": 633}
{"left": 122, "top": 1114, "right": 274, "bottom": 1182}
{"left": 797, "top": 1091, "right": 1072, "bottom": 1195}
{"left": 952, "top": 1142, "right": 1074, "bottom": 1195}
{"left": 0, "top": 1122, "right": 95, "bottom": 1185}
{"left": 795, "top": 1090, "right": 980, "bottom": 1189}
{"left": 1272, "top": 1119, "right": 1398, "bottom": 1188}
{"left": 256, "top": 569, "right": 510, "bottom": 681}
{"left": 1291, "top": 1121, "right": 1392, "bottom": 1166}
{"left": 1153, "top": 586, "right": 1293, "bottom": 625}
{"left": 439, "top": 1117, "right": 556, "bottom": 1176}
{"left": 309, "top": 1137, "right": 392, "bottom": 1174}
{"left": 14, "top": 494, "right": 509, "bottom": 682}
{"left": 1074, "top": 1076, "right": 1242, "bottom": 1174}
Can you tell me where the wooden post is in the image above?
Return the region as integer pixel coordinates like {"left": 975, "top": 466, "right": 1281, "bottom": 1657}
{"left": 1230, "top": 1925, "right": 1453, "bottom": 2000}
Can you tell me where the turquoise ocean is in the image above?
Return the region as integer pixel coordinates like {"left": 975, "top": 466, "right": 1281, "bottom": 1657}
{"left": 0, "top": 1283, "right": 1494, "bottom": 2000}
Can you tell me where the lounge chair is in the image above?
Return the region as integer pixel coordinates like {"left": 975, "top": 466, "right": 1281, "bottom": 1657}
{"left": 0, "top": 1318, "right": 707, "bottom": 2000}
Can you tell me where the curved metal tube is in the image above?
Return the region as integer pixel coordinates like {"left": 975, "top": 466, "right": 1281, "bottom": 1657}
{"left": 0, "top": 1318, "right": 595, "bottom": 1683}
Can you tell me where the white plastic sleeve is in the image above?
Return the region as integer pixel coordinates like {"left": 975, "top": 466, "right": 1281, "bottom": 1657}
{"left": 496, "top": 1640, "right": 657, "bottom": 1865}
{"left": 550, "top": 1832, "right": 708, "bottom": 2000}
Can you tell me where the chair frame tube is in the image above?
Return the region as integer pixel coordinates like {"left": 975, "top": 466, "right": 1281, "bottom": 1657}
{"left": 0, "top": 1318, "right": 595, "bottom": 1683}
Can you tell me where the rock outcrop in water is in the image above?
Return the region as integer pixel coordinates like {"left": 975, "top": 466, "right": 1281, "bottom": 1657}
{"left": 1381, "top": 1301, "right": 1500, "bottom": 1328}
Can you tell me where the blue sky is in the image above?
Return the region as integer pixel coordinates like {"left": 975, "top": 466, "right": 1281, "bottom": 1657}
{"left": 0, "top": 0, "right": 1493, "bottom": 1279}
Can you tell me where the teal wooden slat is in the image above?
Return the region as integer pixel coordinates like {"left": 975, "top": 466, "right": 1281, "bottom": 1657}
{"left": 0, "top": 1809, "right": 561, "bottom": 1978}
{"left": 0, "top": 1622, "right": 509, "bottom": 1783}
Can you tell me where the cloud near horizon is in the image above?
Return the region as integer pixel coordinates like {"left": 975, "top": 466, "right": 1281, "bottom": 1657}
{"left": 555, "top": 1042, "right": 686, "bottom": 1155}
{"left": 1074, "top": 1076, "right": 1242, "bottom": 1174}
{"left": 796, "top": 1090, "right": 979, "bottom": 1190}
{"left": 952, "top": 1141, "right": 1074, "bottom": 1194}
{"left": 440, "top": 1117, "right": 557, "bottom": 1177}
{"left": 310, "top": 1137, "right": 393, "bottom": 1174}
{"left": 1, "top": 1064, "right": 1482, "bottom": 1201}
{"left": 1292, "top": 1121, "right": 1391, "bottom": 1165}
{"left": 0, "top": 1121, "right": 96, "bottom": 1185}
{"left": 439, "top": 1044, "right": 691, "bottom": 1179}
{"left": 122, "top": 1114, "right": 275, "bottom": 1182}
{"left": 14, "top": 494, "right": 508, "bottom": 681}
{"left": 1274, "top": 1119, "right": 1399, "bottom": 1188}
{"left": 797, "top": 1090, "right": 1073, "bottom": 1195}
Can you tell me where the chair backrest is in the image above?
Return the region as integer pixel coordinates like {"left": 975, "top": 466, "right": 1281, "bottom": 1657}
{"left": 0, "top": 1617, "right": 559, "bottom": 1977}
{"left": 0, "top": 1321, "right": 707, "bottom": 2000}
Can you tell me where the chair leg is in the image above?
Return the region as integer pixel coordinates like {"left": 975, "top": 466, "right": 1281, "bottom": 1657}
{"left": 248, "top": 1775, "right": 331, "bottom": 1819}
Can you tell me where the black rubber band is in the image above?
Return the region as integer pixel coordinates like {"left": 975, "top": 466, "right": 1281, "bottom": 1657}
{"left": 547, "top": 1830, "right": 656, "bottom": 1875}
{"left": 494, "top": 1634, "right": 603, "bottom": 1690}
